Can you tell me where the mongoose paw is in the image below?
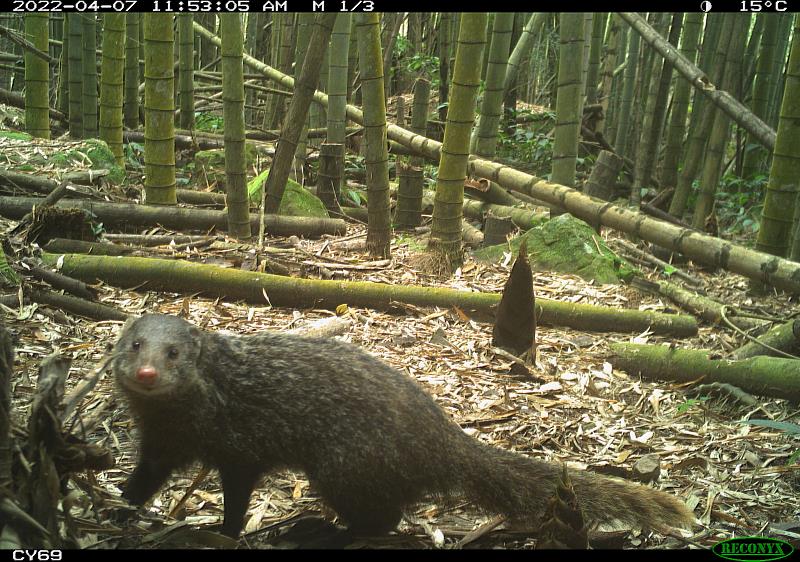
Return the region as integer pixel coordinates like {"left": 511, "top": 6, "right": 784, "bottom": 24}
{"left": 203, "top": 523, "right": 241, "bottom": 538}
{"left": 121, "top": 478, "right": 163, "bottom": 507}
{"left": 108, "top": 505, "right": 141, "bottom": 527}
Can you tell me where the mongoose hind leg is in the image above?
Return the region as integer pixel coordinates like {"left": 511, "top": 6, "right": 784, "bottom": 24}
{"left": 318, "top": 486, "right": 404, "bottom": 536}
{"left": 336, "top": 503, "right": 404, "bottom": 536}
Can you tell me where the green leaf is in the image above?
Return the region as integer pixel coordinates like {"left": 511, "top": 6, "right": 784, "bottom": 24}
{"left": 741, "top": 419, "right": 800, "bottom": 435}
{"left": 0, "top": 244, "right": 19, "bottom": 286}
{"left": 676, "top": 397, "right": 710, "bottom": 413}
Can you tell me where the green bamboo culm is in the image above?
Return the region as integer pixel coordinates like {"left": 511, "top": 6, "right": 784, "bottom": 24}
{"left": 124, "top": 14, "right": 140, "bottom": 129}
{"left": 669, "top": 14, "right": 729, "bottom": 219}
{"left": 551, "top": 13, "right": 584, "bottom": 195}
{"left": 630, "top": 13, "right": 682, "bottom": 205}
{"left": 347, "top": 14, "right": 358, "bottom": 104}
{"left": 67, "top": 14, "right": 83, "bottom": 138}
{"left": 220, "top": 14, "right": 250, "bottom": 239}
{"left": 265, "top": 13, "right": 294, "bottom": 129}
{"left": 262, "top": 13, "right": 282, "bottom": 130}
{"left": 471, "top": 12, "right": 513, "bottom": 158}
{"left": 585, "top": 13, "right": 606, "bottom": 104}
{"left": 327, "top": 12, "right": 350, "bottom": 146}
{"left": 178, "top": 14, "right": 195, "bottom": 130}
{"left": 57, "top": 14, "right": 69, "bottom": 115}
{"left": 326, "top": 11, "right": 350, "bottom": 206}
{"left": 310, "top": 17, "right": 329, "bottom": 137}
{"left": 766, "top": 13, "right": 794, "bottom": 130}
{"left": 742, "top": 14, "right": 781, "bottom": 179}
{"left": 244, "top": 13, "right": 260, "bottom": 124}
{"left": 143, "top": 14, "right": 177, "bottom": 205}
{"left": 292, "top": 13, "right": 314, "bottom": 177}
{"left": 614, "top": 23, "right": 639, "bottom": 159}
{"left": 394, "top": 77, "right": 430, "bottom": 229}
{"left": 81, "top": 14, "right": 98, "bottom": 138}
{"left": 758, "top": 13, "right": 800, "bottom": 259}
{"left": 355, "top": 12, "right": 393, "bottom": 258}
{"left": 438, "top": 12, "right": 451, "bottom": 123}
{"left": 263, "top": 13, "right": 336, "bottom": 216}
{"left": 503, "top": 14, "right": 545, "bottom": 105}
{"left": 24, "top": 14, "right": 50, "bottom": 139}
{"left": 605, "top": 19, "right": 626, "bottom": 143}
{"left": 691, "top": 15, "right": 750, "bottom": 230}
{"left": 660, "top": 13, "right": 702, "bottom": 190}
{"left": 100, "top": 13, "right": 126, "bottom": 166}
{"left": 429, "top": 13, "right": 488, "bottom": 265}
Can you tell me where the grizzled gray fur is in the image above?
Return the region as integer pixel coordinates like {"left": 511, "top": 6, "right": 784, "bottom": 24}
{"left": 112, "top": 314, "right": 693, "bottom": 537}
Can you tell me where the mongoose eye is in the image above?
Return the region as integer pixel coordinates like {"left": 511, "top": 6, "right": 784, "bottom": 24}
{"left": 167, "top": 347, "right": 179, "bottom": 359}
{"left": 131, "top": 341, "right": 140, "bottom": 351}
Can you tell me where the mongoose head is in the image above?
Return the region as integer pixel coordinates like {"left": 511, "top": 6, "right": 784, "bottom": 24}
{"left": 112, "top": 314, "right": 203, "bottom": 397}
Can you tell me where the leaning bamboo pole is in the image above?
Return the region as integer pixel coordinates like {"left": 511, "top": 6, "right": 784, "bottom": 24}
{"left": 192, "top": 20, "right": 800, "bottom": 295}
{"left": 618, "top": 12, "right": 775, "bottom": 151}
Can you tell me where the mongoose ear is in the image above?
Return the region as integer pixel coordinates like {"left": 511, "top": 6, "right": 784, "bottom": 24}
{"left": 187, "top": 324, "right": 204, "bottom": 355}
{"left": 117, "top": 316, "right": 139, "bottom": 342}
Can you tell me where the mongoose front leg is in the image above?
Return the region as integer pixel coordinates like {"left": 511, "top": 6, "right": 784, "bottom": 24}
{"left": 122, "top": 454, "right": 176, "bottom": 506}
{"left": 219, "top": 465, "right": 262, "bottom": 537}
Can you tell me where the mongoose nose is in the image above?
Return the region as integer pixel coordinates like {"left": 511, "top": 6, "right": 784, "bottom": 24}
{"left": 136, "top": 366, "right": 159, "bottom": 383}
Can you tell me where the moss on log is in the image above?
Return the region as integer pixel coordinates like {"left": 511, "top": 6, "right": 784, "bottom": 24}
{"left": 42, "top": 253, "right": 698, "bottom": 337}
{"left": 609, "top": 342, "right": 800, "bottom": 402}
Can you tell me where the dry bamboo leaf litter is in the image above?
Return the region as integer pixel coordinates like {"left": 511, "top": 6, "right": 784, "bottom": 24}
{"left": 2, "top": 215, "right": 798, "bottom": 548}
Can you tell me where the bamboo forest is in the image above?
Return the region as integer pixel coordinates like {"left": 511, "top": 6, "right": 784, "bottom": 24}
{"left": 1, "top": 10, "right": 800, "bottom": 551}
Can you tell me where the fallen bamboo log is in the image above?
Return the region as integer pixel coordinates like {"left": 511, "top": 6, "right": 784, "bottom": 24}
{"left": 42, "top": 253, "right": 698, "bottom": 337}
{"left": 0, "top": 197, "right": 346, "bottom": 238}
{"left": 609, "top": 342, "right": 800, "bottom": 403}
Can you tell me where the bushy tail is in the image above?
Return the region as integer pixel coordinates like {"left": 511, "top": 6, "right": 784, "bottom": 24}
{"left": 454, "top": 436, "right": 694, "bottom": 531}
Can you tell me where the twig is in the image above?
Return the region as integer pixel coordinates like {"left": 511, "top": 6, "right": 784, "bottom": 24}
{"left": 720, "top": 306, "right": 799, "bottom": 360}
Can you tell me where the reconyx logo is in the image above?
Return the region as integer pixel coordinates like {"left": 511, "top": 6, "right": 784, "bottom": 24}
{"left": 712, "top": 537, "right": 794, "bottom": 562}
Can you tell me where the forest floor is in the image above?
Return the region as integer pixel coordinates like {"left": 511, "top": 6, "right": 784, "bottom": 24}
{"left": 1, "top": 121, "right": 798, "bottom": 549}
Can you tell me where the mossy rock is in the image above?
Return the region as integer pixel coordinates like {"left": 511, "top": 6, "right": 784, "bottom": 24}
{"left": 26, "top": 138, "right": 125, "bottom": 184}
{"left": 474, "top": 214, "right": 638, "bottom": 284}
{"left": 82, "top": 139, "right": 125, "bottom": 184}
{"left": 194, "top": 149, "right": 226, "bottom": 187}
{"left": 395, "top": 232, "right": 428, "bottom": 252}
{"left": 0, "top": 130, "right": 32, "bottom": 141}
{"left": 247, "top": 168, "right": 329, "bottom": 218}
{"left": 194, "top": 145, "right": 262, "bottom": 188}
{"left": 195, "top": 148, "right": 226, "bottom": 168}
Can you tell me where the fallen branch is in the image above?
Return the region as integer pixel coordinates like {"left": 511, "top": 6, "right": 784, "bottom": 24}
{"left": 630, "top": 278, "right": 767, "bottom": 333}
{"left": 614, "top": 239, "right": 701, "bottom": 287}
{"left": 0, "top": 88, "right": 66, "bottom": 123}
{"left": 0, "top": 170, "right": 108, "bottom": 197}
{"left": 732, "top": 318, "right": 800, "bottom": 360}
{"left": 102, "top": 234, "right": 219, "bottom": 247}
{"left": 21, "top": 258, "right": 98, "bottom": 301}
{"left": 43, "top": 239, "right": 136, "bottom": 256}
{"left": 0, "top": 287, "right": 128, "bottom": 322}
{"left": 8, "top": 180, "right": 70, "bottom": 236}
{"left": 0, "top": 197, "right": 347, "bottom": 239}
